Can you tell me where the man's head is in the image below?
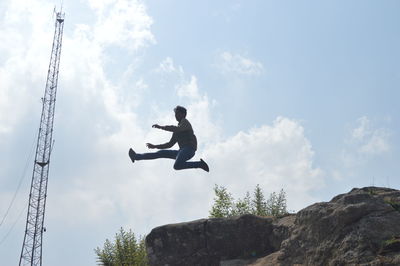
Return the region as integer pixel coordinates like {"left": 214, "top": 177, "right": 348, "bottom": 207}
{"left": 174, "top": 105, "right": 187, "bottom": 121}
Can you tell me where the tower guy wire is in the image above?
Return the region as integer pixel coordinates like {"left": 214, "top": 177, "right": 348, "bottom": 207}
{"left": 0, "top": 137, "right": 36, "bottom": 229}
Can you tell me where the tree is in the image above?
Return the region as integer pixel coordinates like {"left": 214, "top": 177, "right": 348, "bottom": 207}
{"left": 209, "top": 185, "right": 235, "bottom": 218}
{"left": 252, "top": 184, "right": 268, "bottom": 216}
{"left": 232, "top": 191, "right": 252, "bottom": 216}
{"left": 95, "top": 227, "right": 148, "bottom": 266}
{"left": 209, "top": 184, "right": 288, "bottom": 218}
{"left": 266, "top": 189, "right": 287, "bottom": 217}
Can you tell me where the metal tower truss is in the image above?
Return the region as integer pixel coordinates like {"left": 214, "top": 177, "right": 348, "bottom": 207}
{"left": 19, "top": 11, "right": 65, "bottom": 266}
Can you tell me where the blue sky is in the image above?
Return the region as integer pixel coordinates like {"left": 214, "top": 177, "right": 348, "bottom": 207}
{"left": 1, "top": 0, "right": 399, "bottom": 265}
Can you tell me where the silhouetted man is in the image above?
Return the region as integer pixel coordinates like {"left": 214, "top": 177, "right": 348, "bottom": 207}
{"left": 129, "top": 106, "right": 209, "bottom": 172}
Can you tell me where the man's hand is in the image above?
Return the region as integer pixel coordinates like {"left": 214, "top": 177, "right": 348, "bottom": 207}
{"left": 152, "top": 124, "right": 162, "bottom": 129}
{"left": 146, "top": 143, "right": 157, "bottom": 149}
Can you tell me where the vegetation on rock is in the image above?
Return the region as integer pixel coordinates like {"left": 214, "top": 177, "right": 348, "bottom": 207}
{"left": 95, "top": 227, "right": 148, "bottom": 266}
{"left": 209, "top": 184, "right": 288, "bottom": 218}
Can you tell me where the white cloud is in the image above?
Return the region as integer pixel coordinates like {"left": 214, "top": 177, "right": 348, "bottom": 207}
{"left": 351, "top": 116, "right": 369, "bottom": 140}
{"left": 155, "top": 57, "right": 221, "bottom": 144}
{"left": 338, "top": 116, "right": 392, "bottom": 177}
{"left": 0, "top": 0, "right": 154, "bottom": 137}
{"left": 49, "top": 115, "right": 323, "bottom": 231}
{"left": 177, "top": 75, "right": 200, "bottom": 100}
{"left": 204, "top": 117, "right": 324, "bottom": 211}
{"left": 0, "top": 0, "right": 155, "bottom": 235}
{"left": 90, "top": 0, "right": 155, "bottom": 50}
{"left": 156, "top": 57, "right": 183, "bottom": 74}
{"left": 359, "top": 130, "right": 390, "bottom": 155}
{"left": 216, "top": 51, "right": 264, "bottom": 75}
{"left": 350, "top": 116, "right": 391, "bottom": 155}
{"left": 0, "top": 0, "right": 54, "bottom": 135}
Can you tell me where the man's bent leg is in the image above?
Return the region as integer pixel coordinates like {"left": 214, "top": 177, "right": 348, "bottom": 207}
{"left": 135, "top": 150, "right": 178, "bottom": 161}
{"left": 173, "top": 147, "right": 203, "bottom": 170}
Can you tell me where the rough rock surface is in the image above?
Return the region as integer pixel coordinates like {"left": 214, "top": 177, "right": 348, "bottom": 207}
{"left": 146, "top": 214, "right": 294, "bottom": 266}
{"left": 146, "top": 187, "right": 400, "bottom": 266}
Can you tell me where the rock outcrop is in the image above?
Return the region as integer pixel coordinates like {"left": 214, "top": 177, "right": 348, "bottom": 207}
{"left": 146, "top": 187, "right": 400, "bottom": 265}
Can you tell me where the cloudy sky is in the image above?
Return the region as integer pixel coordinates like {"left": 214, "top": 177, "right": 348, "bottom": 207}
{"left": 1, "top": 0, "right": 399, "bottom": 265}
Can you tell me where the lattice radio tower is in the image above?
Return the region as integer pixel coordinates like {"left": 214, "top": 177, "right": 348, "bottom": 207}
{"left": 19, "top": 10, "right": 65, "bottom": 266}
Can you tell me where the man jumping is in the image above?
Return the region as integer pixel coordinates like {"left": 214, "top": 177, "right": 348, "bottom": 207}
{"left": 128, "top": 106, "right": 209, "bottom": 172}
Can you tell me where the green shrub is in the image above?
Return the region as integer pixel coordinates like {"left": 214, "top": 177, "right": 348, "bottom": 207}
{"left": 95, "top": 227, "right": 148, "bottom": 266}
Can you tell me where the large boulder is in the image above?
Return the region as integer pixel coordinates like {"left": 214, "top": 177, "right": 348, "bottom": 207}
{"left": 146, "top": 214, "right": 294, "bottom": 266}
{"left": 146, "top": 187, "right": 400, "bottom": 266}
{"left": 267, "top": 187, "right": 400, "bottom": 266}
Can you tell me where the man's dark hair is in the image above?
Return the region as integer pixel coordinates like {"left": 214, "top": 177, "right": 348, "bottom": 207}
{"left": 174, "top": 105, "right": 187, "bottom": 117}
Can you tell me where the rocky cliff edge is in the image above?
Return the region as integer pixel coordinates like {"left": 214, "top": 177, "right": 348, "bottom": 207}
{"left": 146, "top": 187, "right": 400, "bottom": 266}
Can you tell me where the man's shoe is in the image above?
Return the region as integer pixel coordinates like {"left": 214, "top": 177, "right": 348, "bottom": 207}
{"left": 200, "top": 159, "right": 209, "bottom": 172}
{"left": 129, "top": 148, "right": 136, "bottom": 163}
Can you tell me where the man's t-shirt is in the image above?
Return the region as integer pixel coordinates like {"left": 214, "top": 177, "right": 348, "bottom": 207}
{"left": 170, "top": 118, "right": 197, "bottom": 150}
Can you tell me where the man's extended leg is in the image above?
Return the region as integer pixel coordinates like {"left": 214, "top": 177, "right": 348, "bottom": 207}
{"left": 173, "top": 147, "right": 209, "bottom": 172}
{"left": 132, "top": 149, "right": 178, "bottom": 161}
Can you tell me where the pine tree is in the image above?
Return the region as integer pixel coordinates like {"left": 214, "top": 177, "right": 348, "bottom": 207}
{"left": 209, "top": 185, "right": 234, "bottom": 218}
{"left": 252, "top": 184, "right": 267, "bottom": 216}
{"left": 232, "top": 191, "right": 252, "bottom": 216}
{"left": 276, "top": 189, "right": 287, "bottom": 216}
{"left": 266, "top": 189, "right": 287, "bottom": 217}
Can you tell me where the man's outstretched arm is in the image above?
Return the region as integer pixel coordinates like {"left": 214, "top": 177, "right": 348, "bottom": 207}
{"left": 152, "top": 120, "right": 191, "bottom": 133}
{"left": 146, "top": 136, "right": 176, "bottom": 149}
